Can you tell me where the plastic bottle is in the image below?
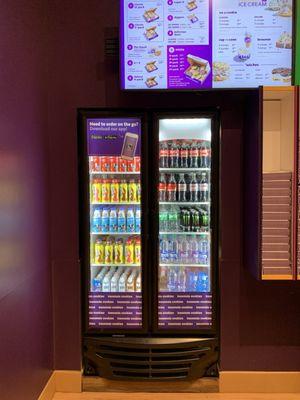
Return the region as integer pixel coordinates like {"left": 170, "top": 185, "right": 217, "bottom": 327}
{"left": 118, "top": 269, "right": 132, "bottom": 292}
{"left": 196, "top": 271, "right": 209, "bottom": 292}
{"left": 109, "top": 207, "right": 118, "bottom": 232}
{"left": 169, "top": 141, "right": 179, "bottom": 168}
{"left": 159, "top": 266, "right": 168, "bottom": 291}
{"left": 189, "top": 173, "right": 199, "bottom": 202}
{"left": 199, "top": 141, "right": 209, "bottom": 168}
{"left": 125, "top": 238, "right": 135, "bottom": 264}
{"left": 180, "top": 142, "right": 189, "bottom": 168}
{"left": 92, "top": 207, "right": 102, "bottom": 233}
{"left": 189, "top": 142, "right": 199, "bottom": 168}
{"left": 167, "top": 267, "right": 178, "bottom": 292}
{"left": 159, "top": 141, "right": 169, "bottom": 168}
{"left": 190, "top": 235, "right": 200, "bottom": 263}
{"left": 92, "top": 267, "right": 108, "bottom": 292}
{"left": 178, "top": 173, "right": 187, "bottom": 202}
{"left": 169, "top": 236, "right": 179, "bottom": 263}
{"left": 178, "top": 267, "right": 186, "bottom": 291}
{"left": 160, "top": 238, "right": 169, "bottom": 262}
{"left": 101, "top": 207, "right": 109, "bottom": 233}
{"left": 134, "top": 237, "right": 141, "bottom": 264}
{"left": 159, "top": 174, "right": 167, "bottom": 202}
{"left": 179, "top": 236, "right": 189, "bottom": 264}
{"left": 104, "top": 238, "right": 114, "bottom": 264}
{"left": 168, "top": 205, "right": 178, "bottom": 231}
{"left": 199, "top": 238, "right": 209, "bottom": 265}
{"left": 136, "top": 272, "right": 142, "bottom": 292}
{"left": 199, "top": 172, "right": 209, "bottom": 202}
{"left": 95, "top": 239, "right": 105, "bottom": 264}
{"left": 114, "top": 238, "right": 124, "bottom": 264}
{"left": 126, "top": 269, "right": 138, "bottom": 292}
{"left": 119, "top": 180, "right": 128, "bottom": 202}
{"left": 110, "top": 179, "right": 119, "bottom": 202}
{"left": 167, "top": 174, "right": 177, "bottom": 202}
{"left": 159, "top": 206, "right": 168, "bottom": 232}
{"left": 111, "top": 267, "right": 124, "bottom": 292}
{"left": 117, "top": 207, "right": 126, "bottom": 232}
{"left": 102, "top": 267, "right": 117, "bottom": 292}
{"left": 126, "top": 208, "right": 135, "bottom": 232}
{"left": 135, "top": 207, "right": 141, "bottom": 233}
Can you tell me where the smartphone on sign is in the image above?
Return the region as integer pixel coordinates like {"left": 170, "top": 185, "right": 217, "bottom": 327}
{"left": 121, "top": 132, "right": 139, "bottom": 160}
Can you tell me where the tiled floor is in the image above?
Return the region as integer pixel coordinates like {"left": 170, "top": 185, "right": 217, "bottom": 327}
{"left": 53, "top": 393, "right": 300, "bottom": 400}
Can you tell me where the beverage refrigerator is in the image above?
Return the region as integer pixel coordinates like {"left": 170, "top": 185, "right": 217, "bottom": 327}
{"left": 78, "top": 108, "right": 220, "bottom": 380}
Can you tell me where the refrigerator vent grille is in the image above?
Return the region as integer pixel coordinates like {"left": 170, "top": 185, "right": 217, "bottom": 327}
{"left": 84, "top": 338, "right": 218, "bottom": 380}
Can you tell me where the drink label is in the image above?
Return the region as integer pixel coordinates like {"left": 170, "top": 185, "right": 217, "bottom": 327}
{"left": 167, "top": 183, "right": 177, "bottom": 191}
{"left": 160, "top": 149, "right": 168, "bottom": 157}
{"left": 190, "top": 149, "right": 198, "bottom": 157}
{"left": 200, "top": 149, "right": 209, "bottom": 157}
{"left": 178, "top": 184, "right": 187, "bottom": 191}
{"left": 159, "top": 183, "right": 167, "bottom": 190}
{"left": 190, "top": 183, "right": 198, "bottom": 191}
{"left": 169, "top": 149, "right": 179, "bottom": 157}
{"left": 200, "top": 183, "right": 208, "bottom": 191}
{"left": 180, "top": 149, "right": 188, "bottom": 157}
{"left": 127, "top": 217, "right": 135, "bottom": 232}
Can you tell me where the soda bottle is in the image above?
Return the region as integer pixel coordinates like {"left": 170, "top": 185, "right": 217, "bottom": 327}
{"left": 101, "top": 207, "right": 109, "bottom": 233}
{"left": 179, "top": 236, "right": 189, "bottom": 264}
{"left": 189, "top": 142, "right": 199, "bottom": 168}
{"left": 167, "top": 174, "right": 177, "bottom": 202}
{"left": 199, "top": 172, "right": 209, "bottom": 202}
{"left": 159, "top": 206, "right": 168, "bottom": 232}
{"left": 159, "top": 266, "right": 168, "bottom": 291}
{"left": 134, "top": 237, "right": 141, "bottom": 264}
{"left": 114, "top": 239, "right": 124, "bottom": 264}
{"left": 92, "top": 207, "right": 102, "bottom": 233}
{"left": 159, "top": 141, "right": 169, "bottom": 168}
{"left": 126, "top": 208, "right": 135, "bottom": 232}
{"left": 159, "top": 174, "right": 167, "bottom": 202}
{"left": 117, "top": 207, "right": 126, "bottom": 232}
{"left": 199, "top": 142, "right": 209, "bottom": 168}
{"left": 110, "top": 179, "right": 119, "bottom": 202}
{"left": 189, "top": 173, "right": 199, "bottom": 202}
{"left": 167, "top": 267, "right": 177, "bottom": 292}
{"left": 179, "top": 142, "right": 189, "bottom": 168}
{"left": 207, "top": 143, "right": 211, "bottom": 168}
{"left": 168, "top": 205, "right": 179, "bottom": 231}
{"left": 160, "top": 238, "right": 169, "bottom": 262}
{"left": 104, "top": 238, "right": 114, "bottom": 264}
{"left": 178, "top": 173, "right": 187, "bottom": 202}
{"left": 95, "top": 239, "right": 105, "bottom": 264}
{"left": 178, "top": 267, "right": 186, "bottom": 291}
{"left": 109, "top": 207, "right": 118, "bottom": 232}
{"left": 190, "top": 235, "right": 200, "bottom": 263}
{"left": 120, "top": 180, "right": 128, "bottom": 202}
{"left": 135, "top": 207, "right": 141, "bottom": 233}
{"left": 169, "top": 141, "right": 179, "bottom": 168}
{"left": 128, "top": 180, "right": 138, "bottom": 202}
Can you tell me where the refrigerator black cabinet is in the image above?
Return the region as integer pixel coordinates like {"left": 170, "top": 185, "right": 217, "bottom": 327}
{"left": 78, "top": 108, "right": 219, "bottom": 380}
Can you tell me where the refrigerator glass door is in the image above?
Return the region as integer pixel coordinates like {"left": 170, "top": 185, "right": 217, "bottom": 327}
{"left": 87, "top": 117, "right": 143, "bottom": 330}
{"left": 157, "top": 117, "right": 213, "bottom": 330}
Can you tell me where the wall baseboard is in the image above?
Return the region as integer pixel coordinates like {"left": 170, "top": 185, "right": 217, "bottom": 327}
{"left": 38, "top": 370, "right": 82, "bottom": 400}
{"left": 219, "top": 371, "right": 300, "bottom": 393}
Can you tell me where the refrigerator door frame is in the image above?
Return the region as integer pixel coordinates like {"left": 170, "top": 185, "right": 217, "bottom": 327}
{"left": 150, "top": 109, "right": 220, "bottom": 336}
{"left": 78, "top": 108, "right": 149, "bottom": 336}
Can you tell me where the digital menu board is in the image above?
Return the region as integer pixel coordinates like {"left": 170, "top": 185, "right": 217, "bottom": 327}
{"left": 120, "top": 0, "right": 293, "bottom": 90}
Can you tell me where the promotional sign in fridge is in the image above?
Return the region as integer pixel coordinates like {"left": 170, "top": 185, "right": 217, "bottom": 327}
{"left": 87, "top": 117, "right": 144, "bottom": 330}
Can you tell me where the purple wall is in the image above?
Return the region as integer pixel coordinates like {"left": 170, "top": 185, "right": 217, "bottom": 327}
{"left": 47, "top": 0, "right": 300, "bottom": 372}
{"left": 0, "top": 1, "right": 53, "bottom": 399}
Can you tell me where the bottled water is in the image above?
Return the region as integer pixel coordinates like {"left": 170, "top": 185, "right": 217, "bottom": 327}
{"left": 179, "top": 236, "right": 189, "bottom": 264}
{"left": 167, "top": 267, "right": 178, "bottom": 292}
{"left": 111, "top": 267, "right": 124, "bottom": 292}
{"left": 178, "top": 267, "right": 186, "bottom": 291}
{"left": 102, "top": 267, "right": 117, "bottom": 292}
{"left": 199, "top": 238, "right": 209, "bottom": 265}
{"left": 169, "top": 236, "right": 179, "bottom": 263}
{"left": 118, "top": 269, "right": 132, "bottom": 292}
{"left": 190, "top": 235, "right": 199, "bottom": 263}
{"left": 92, "top": 207, "right": 102, "bottom": 233}
{"left": 160, "top": 238, "right": 169, "bottom": 262}
{"left": 92, "top": 267, "right": 108, "bottom": 292}
{"left": 135, "top": 207, "right": 141, "bottom": 233}
{"left": 196, "top": 271, "right": 209, "bottom": 292}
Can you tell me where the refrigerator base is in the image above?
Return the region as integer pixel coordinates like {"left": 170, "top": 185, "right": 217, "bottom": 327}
{"left": 83, "top": 337, "right": 218, "bottom": 380}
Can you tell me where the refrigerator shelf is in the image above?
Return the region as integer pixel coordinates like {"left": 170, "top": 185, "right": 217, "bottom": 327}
{"left": 91, "top": 263, "right": 141, "bottom": 267}
{"left": 159, "top": 202, "right": 210, "bottom": 206}
{"left": 160, "top": 263, "right": 210, "bottom": 268}
{"left": 159, "top": 231, "right": 210, "bottom": 235}
{"left": 159, "top": 168, "right": 210, "bottom": 172}
{"left": 90, "top": 232, "right": 141, "bottom": 236}
{"left": 90, "top": 171, "right": 140, "bottom": 175}
{"left": 91, "top": 202, "right": 140, "bottom": 205}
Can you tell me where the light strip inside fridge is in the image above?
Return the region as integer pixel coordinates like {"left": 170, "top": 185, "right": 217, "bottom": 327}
{"left": 87, "top": 118, "right": 142, "bottom": 329}
{"left": 158, "top": 117, "right": 213, "bottom": 329}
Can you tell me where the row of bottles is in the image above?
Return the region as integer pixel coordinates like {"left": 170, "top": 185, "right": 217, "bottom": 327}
{"left": 91, "top": 178, "right": 141, "bottom": 203}
{"left": 159, "top": 140, "right": 211, "bottom": 169}
{"left": 159, "top": 205, "right": 209, "bottom": 232}
{"left": 91, "top": 236, "right": 141, "bottom": 265}
{"left": 160, "top": 236, "right": 209, "bottom": 265}
{"left": 91, "top": 206, "right": 141, "bottom": 233}
{"left": 159, "top": 266, "right": 210, "bottom": 292}
{"left": 159, "top": 173, "right": 209, "bottom": 202}
{"left": 92, "top": 266, "right": 141, "bottom": 292}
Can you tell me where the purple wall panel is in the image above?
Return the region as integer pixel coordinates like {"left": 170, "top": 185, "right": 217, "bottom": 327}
{"left": 46, "top": 0, "right": 300, "bottom": 371}
{"left": 0, "top": 1, "right": 53, "bottom": 399}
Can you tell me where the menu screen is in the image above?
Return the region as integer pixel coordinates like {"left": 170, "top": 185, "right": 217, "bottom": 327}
{"left": 120, "top": 0, "right": 293, "bottom": 90}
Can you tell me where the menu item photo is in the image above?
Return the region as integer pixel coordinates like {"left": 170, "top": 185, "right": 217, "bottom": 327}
{"left": 143, "top": 8, "right": 159, "bottom": 23}
{"left": 145, "top": 61, "right": 158, "bottom": 73}
{"left": 272, "top": 67, "right": 292, "bottom": 82}
{"left": 213, "top": 62, "right": 230, "bottom": 82}
{"left": 187, "top": 0, "right": 197, "bottom": 11}
{"left": 145, "top": 76, "right": 158, "bottom": 88}
{"left": 266, "top": 0, "right": 281, "bottom": 11}
{"left": 237, "top": 48, "right": 251, "bottom": 61}
{"left": 144, "top": 26, "right": 158, "bottom": 41}
{"left": 276, "top": 32, "right": 292, "bottom": 49}
{"left": 184, "top": 55, "right": 211, "bottom": 84}
{"left": 188, "top": 14, "right": 199, "bottom": 24}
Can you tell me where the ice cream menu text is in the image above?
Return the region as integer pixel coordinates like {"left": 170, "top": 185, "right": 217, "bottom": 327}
{"left": 121, "top": 0, "right": 293, "bottom": 90}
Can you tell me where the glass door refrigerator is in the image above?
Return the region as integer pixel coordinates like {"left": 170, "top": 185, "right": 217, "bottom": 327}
{"left": 78, "top": 109, "right": 219, "bottom": 381}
